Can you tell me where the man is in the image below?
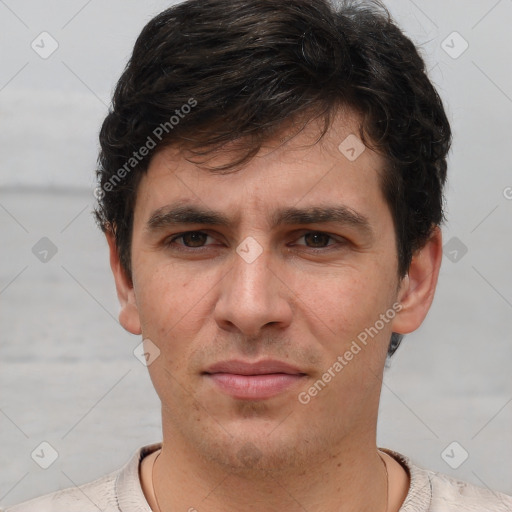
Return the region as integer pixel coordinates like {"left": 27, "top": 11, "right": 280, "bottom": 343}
{"left": 6, "top": 0, "right": 512, "bottom": 510}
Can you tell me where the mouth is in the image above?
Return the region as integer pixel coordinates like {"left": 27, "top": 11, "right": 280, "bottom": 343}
{"left": 203, "top": 359, "right": 307, "bottom": 400}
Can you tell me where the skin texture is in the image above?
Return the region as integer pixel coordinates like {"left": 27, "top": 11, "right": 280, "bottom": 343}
{"left": 107, "top": 112, "right": 442, "bottom": 512}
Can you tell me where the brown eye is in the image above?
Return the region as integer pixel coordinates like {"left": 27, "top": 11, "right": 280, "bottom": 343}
{"left": 165, "top": 231, "right": 213, "bottom": 250}
{"left": 179, "top": 232, "right": 209, "bottom": 247}
{"left": 303, "top": 232, "right": 333, "bottom": 248}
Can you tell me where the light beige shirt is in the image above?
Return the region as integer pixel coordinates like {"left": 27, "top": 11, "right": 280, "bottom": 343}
{"left": 4, "top": 443, "right": 512, "bottom": 511}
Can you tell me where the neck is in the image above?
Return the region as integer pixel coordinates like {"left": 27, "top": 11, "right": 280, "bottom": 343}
{"left": 145, "top": 432, "right": 393, "bottom": 512}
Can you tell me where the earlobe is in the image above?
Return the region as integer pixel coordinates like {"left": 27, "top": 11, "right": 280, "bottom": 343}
{"left": 391, "top": 227, "right": 443, "bottom": 335}
{"left": 105, "top": 229, "right": 142, "bottom": 335}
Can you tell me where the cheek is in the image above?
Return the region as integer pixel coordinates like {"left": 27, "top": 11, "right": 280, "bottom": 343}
{"left": 133, "top": 259, "right": 180, "bottom": 336}
{"left": 133, "top": 262, "right": 204, "bottom": 404}
{"left": 298, "top": 266, "right": 392, "bottom": 345}
{"left": 299, "top": 269, "right": 394, "bottom": 413}
{"left": 133, "top": 258, "right": 216, "bottom": 350}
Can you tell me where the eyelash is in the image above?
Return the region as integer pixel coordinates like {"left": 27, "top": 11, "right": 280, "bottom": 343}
{"left": 163, "top": 230, "right": 345, "bottom": 253}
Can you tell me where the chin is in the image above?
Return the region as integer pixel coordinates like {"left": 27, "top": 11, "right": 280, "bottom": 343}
{"left": 191, "top": 419, "right": 322, "bottom": 474}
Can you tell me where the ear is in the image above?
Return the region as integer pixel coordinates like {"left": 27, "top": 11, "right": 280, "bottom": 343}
{"left": 105, "top": 229, "right": 142, "bottom": 335}
{"left": 391, "top": 226, "right": 443, "bottom": 335}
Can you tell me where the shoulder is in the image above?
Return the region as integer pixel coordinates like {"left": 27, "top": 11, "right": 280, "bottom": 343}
{"left": 1, "top": 471, "right": 119, "bottom": 512}
{"left": 427, "top": 470, "right": 512, "bottom": 512}
{"left": 383, "top": 449, "right": 512, "bottom": 511}
{"left": 1, "top": 443, "right": 160, "bottom": 512}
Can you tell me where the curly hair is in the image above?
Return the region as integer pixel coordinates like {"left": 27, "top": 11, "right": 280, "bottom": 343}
{"left": 95, "top": 0, "right": 451, "bottom": 356}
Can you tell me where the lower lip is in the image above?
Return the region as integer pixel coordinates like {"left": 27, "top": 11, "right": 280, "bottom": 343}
{"left": 206, "top": 373, "right": 305, "bottom": 400}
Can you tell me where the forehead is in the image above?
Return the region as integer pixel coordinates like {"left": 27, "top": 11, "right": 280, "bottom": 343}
{"left": 133, "top": 111, "right": 390, "bottom": 231}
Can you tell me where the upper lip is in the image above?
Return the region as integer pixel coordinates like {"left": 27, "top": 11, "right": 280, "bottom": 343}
{"left": 204, "top": 359, "right": 305, "bottom": 375}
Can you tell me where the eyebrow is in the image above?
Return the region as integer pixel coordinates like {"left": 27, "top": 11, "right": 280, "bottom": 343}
{"left": 146, "top": 203, "right": 373, "bottom": 237}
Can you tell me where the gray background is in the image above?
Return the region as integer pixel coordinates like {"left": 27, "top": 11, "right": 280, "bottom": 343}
{"left": 1, "top": 0, "right": 511, "bottom": 507}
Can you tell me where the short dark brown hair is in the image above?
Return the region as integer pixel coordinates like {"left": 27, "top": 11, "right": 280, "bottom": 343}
{"left": 95, "top": 0, "right": 451, "bottom": 354}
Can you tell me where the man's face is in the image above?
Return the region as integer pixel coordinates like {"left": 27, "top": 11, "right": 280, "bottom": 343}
{"left": 123, "top": 113, "right": 407, "bottom": 471}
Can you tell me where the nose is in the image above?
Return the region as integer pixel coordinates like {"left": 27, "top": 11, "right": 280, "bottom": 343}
{"left": 214, "top": 242, "right": 293, "bottom": 337}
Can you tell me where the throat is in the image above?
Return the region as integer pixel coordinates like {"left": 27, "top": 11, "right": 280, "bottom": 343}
{"left": 140, "top": 445, "right": 401, "bottom": 512}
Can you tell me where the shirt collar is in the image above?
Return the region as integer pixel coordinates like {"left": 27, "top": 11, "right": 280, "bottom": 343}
{"left": 114, "top": 444, "right": 432, "bottom": 512}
